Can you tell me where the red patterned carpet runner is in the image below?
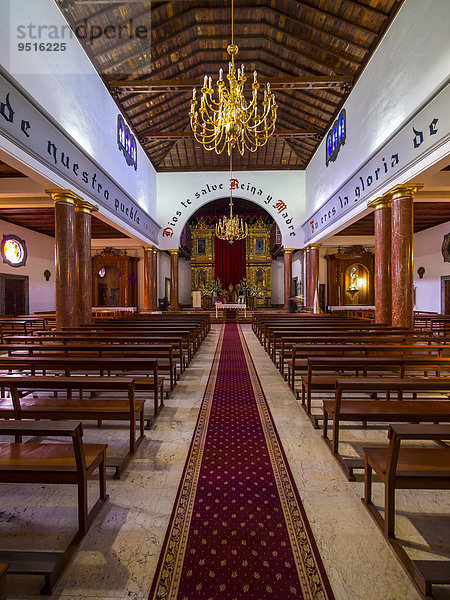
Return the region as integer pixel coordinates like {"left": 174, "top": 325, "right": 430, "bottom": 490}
{"left": 149, "top": 324, "right": 334, "bottom": 600}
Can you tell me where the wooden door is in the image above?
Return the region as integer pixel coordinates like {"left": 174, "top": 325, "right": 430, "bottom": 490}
{"left": 445, "top": 280, "right": 450, "bottom": 314}
{"left": 4, "top": 277, "right": 26, "bottom": 316}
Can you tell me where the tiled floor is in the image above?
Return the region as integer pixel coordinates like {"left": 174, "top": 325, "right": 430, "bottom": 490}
{"left": 2, "top": 325, "right": 449, "bottom": 599}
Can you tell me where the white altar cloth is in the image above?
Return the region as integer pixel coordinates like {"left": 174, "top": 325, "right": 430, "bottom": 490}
{"left": 215, "top": 302, "right": 247, "bottom": 318}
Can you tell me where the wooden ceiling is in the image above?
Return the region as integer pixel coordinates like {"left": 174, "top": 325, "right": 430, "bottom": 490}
{"left": 0, "top": 161, "right": 26, "bottom": 178}
{"left": 0, "top": 208, "right": 129, "bottom": 239}
{"left": 57, "top": 0, "right": 404, "bottom": 171}
{"left": 338, "top": 202, "right": 450, "bottom": 236}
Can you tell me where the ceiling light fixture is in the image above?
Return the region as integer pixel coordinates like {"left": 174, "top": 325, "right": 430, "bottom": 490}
{"left": 189, "top": 0, "right": 277, "bottom": 155}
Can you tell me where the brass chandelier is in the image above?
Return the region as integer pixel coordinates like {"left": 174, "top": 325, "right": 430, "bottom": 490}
{"left": 215, "top": 156, "right": 248, "bottom": 244}
{"left": 189, "top": 0, "right": 277, "bottom": 155}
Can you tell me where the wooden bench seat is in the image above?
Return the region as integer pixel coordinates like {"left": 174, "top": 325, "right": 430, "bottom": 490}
{"left": 286, "top": 344, "right": 445, "bottom": 389}
{"left": 0, "top": 420, "right": 107, "bottom": 594}
{"left": 0, "top": 355, "right": 163, "bottom": 417}
{"left": 363, "top": 424, "right": 450, "bottom": 599}
{"left": 5, "top": 335, "right": 188, "bottom": 373}
{"left": 300, "top": 356, "right": 450, "bottom": 420}
{"left": 0, "top": 376, "right": 146, "bottom": 479}
{"left": 322, "top": 377, "right": 450, "bottom": 480}
{"left": 4, "top": 343, "right": 178, "bottom": 392}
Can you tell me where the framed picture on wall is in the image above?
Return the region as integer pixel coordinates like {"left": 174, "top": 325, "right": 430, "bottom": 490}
{"left": 197, "top": 238, "right": 206, "bottom": 254}
{"left": 165, "top": 277, "right": 171, "bottom": 302}
{"left": 255, "top": 238, "right": 265, "bottom": 254}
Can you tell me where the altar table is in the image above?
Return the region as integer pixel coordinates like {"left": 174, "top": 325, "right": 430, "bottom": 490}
{"left": 215, "top": 303, "right": 247, "bottom": 318}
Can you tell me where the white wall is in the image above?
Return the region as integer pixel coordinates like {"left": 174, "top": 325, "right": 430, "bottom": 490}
{"left": 271, "top": 258, "right": 284, "bottom": 305}
{"left": 1, "top": 0, "right": 157, "bottom": 217}
{"left": 305, "top": 0, "right": 450, "bottom": 219}
{"left": 179, "top": 257, "right": 191, "bottom": 306}
{"left": 0, "top": 220, "right": 55, "bottom": 313}
{"left": 414, "top": 221, "right": 450, "bottom": 313}
{"left": 156, "top": 171, "right": 306, "bottom": 249}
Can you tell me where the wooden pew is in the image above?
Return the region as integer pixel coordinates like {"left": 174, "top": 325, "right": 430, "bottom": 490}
{"left": 267, "top": 324, "right": 408, "bottom": 360}
{"left": 301, "top": 356, "right": 450, "bottom": 419}
{"left": 287, "top": 343, "right": 446, "bottom": 390}
{"left": 3, "top": 343, "right": 177, "bottom": 392}
{"left": 60, "top": 324, "right": 201, "bottom": 356}
{"left": 0, "top": 420, "right": 108, "bottom": 594}
{"left": 0, "top": 355, "right": 163, "bottom": 417}
{"left": 322, "top": 377, "right": 450, "bottom": 479}
{"left": 0, "top": 376, "right": 145, "bottom": 479}
{"left": 32, "top": 329, "right": 196, "bottom": 364}
{"left": 5, "top": 334, "right": 188, "bottom": 373}
{"left": 363, "top": 424, "right": 450, "bottom": 599}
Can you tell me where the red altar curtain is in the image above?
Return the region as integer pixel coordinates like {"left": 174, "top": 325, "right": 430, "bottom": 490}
{"left": 214, "top": 236, "right": 246, "bottom": 289}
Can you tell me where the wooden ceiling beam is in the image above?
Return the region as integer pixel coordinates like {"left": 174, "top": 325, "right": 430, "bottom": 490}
{"left": 124, "top": 63, "right": 343, "bottom": 121}
{"left": 127, "top": 72, "right": 339, "bottom": 131}
{"left": 141, "top": 129, "right": 321, "bottom": 140}
{"left": 111, "top": 74, "right": 351, "bottom": 93}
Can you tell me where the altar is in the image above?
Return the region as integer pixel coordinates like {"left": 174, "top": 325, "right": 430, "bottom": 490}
{"left": 215, "top": 302, "right": 247, "bottom": 318}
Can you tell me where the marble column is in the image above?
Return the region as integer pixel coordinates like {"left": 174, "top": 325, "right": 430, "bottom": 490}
{"left": 75, "top": 200, "right": 97, "bottom": 325}
{"left": 389, "top": 184, "right": 422, "bottom": 330}
{"left": 309, "top": 244, "right": 321, "bottom": 311}
{"left": 46, "top": 189, "right": 80, "bottom": 329}
{"left": 369, "top": 196, "right": 392, "bottom": 324}
{"left": 304, "top": 246, "right": 310, "bottom": 310}
{"left": 283, "top": 249, "right": 294, "bottom": 309}
{"left": 152, "top": 247, "right": 159, "bottom": 310}
{"left": 169, "top": 249, "right": 180, "bottom": 310}
{"left": 142, "top": 246, "right": 152, "bottom": 311}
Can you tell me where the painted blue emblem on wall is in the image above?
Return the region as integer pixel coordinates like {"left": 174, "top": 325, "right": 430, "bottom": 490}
{"left": 117, "top": 115, "right": 137, "bottom": 170}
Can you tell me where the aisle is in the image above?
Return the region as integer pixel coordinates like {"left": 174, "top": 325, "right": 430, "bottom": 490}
{"left": 149, "top": 324, "right": 335, "bottom": 600}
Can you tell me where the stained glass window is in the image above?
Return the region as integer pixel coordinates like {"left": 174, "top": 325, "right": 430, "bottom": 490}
{"left": 1, "top": 235, "right": 27, "bottom": 267}
{"left": 325, "top": 109, "right": 346, "bottom": 167}
{"left": 117, "top": 115, "right": 137, "bottom": 170}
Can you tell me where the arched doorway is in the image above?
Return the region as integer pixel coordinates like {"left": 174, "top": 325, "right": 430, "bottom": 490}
{"left": 181, "top": 197, "right": 279, "bottom": 308}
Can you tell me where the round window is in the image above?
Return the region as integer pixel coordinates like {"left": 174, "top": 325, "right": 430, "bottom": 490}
{"left": 1, "top": 235, "right": 27, "bottom": 267}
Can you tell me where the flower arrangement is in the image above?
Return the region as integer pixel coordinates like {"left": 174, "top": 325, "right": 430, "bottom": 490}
{"left": 199, "top": 278, "right": 223, "bottom": 298}
{"left": 239, "top": 278, "right": 263, "bottom": 298}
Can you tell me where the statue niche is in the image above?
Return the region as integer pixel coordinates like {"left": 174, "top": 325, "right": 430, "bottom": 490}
{"left": 92, "top": 248, "right": 139, "bottom": 307}
{"left": 325, "top": 246, "right": 374, "bottom": 307}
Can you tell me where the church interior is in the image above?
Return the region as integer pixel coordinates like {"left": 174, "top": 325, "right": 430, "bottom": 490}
{"left": 0, "top": 0, "right": 449, "bottom": 599}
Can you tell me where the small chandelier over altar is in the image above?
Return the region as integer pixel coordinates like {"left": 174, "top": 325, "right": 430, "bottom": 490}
{"left": 215, "top": 156, "right": 248, "bottom": 244}
{"left": 215, "top": 196, "right": 248, "bottom": 244}
{"left": 189, "top": 0, "right": 277, "bottom": 155}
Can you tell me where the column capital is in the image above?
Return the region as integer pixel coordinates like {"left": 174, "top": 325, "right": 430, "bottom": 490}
{"left": 75, "top": 199, "right": 98, "bottom": 214}
{"left": 368, "top": 196, "right": 392, "bottom": 210}
{"left": 169, "top": 249, "right": 179, "bottom": 255}
{"left": 382, "top": 184, "right": 423, "bottom": 202}
{"left": 142, "top": 245, "right": 152, "bottom": 252}
{"left": 152, "top": 246, "right": 159, "bottom": 254}
{"left": 46, "top": 189, "right": 83, "bottom": 205}
{"left": 283, "top": 248, "right": 295, "bottom": 254}
{"left": 307, "top": 243, "right": 322, "bottom": 250}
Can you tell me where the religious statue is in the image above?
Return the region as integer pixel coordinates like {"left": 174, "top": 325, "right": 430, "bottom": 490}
{"left": 348, "top": 267, "right": 358, "bottom": 290}
{"left": 226, "top": 283, "right": 235, "bottom": 303}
